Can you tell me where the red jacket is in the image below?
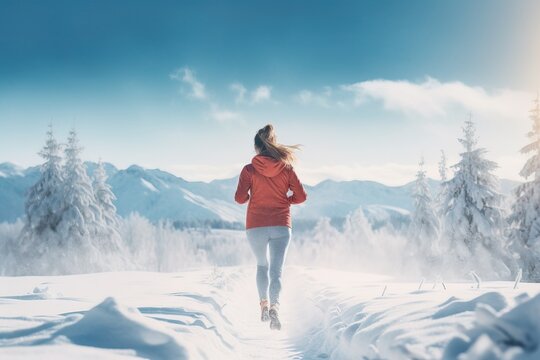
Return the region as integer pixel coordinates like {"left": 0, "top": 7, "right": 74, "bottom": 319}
{"left": 235, "top": 155, "right": 307, "bottom": 229}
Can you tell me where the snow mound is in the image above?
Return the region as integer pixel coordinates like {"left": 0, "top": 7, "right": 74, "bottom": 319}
{"left": 433, "top": 292, "right": 507, "bottom": 319}
{"left": 55, "top": 297, "right": 188, "bottom": 359}
{"left": 443, "top": 293, "right": 540, "bottom": 359}
{"left": 29, "top": 284, "right": 62, "bottom": 299}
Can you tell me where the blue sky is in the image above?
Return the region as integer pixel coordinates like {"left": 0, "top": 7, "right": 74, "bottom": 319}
{"left": 1, "top": 0, "right": 539, "bottom": 185}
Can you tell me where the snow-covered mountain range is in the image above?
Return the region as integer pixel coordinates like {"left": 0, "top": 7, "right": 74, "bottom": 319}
{"left": 0, "top": 161, "right": 520, "bottom": 225}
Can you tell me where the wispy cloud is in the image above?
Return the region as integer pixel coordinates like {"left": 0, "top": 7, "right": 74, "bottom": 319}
{"left": 251, "top": 85, "right": 272, "bottom": 103}
{"left": 211, "top": 109, "right": 241, "bottom": 123}
{"left": 342, "top": 77, "right": 531, "bottom": 118}
{"left": 230, "top": 83, "right": 247, "bottom": 104}
{"left": 209, "top": 104, "right": 242, "bottom": 124}
{"left": 229, "top": 83, "right": 273, "bottom": 104}
{"left": 295, "top": 87, "right": 333, "bottom": 108}
{"left": 169, "top": 67, "right": 247, "bottom": 124}
{"left": 170, "top": 67, "right": 207, "bottom": 100}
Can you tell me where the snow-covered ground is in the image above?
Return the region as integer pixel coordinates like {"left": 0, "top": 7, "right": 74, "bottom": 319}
{"left": 0, "top": 266, "right": 539, "bottom": 359}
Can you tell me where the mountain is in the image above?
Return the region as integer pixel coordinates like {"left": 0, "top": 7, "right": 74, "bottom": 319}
{"left": 0, "top": 162, "right": 522, "bottom": 226}
{"left": 109, "top": 165, "right": 243, "bottom": 223}
{"left": 293, "top": 178, "right": 440, "bottom": 219}
{"left": 0, "top": 164, "right": 40, "bottom": 223}
{"left": 0, "top": 162, "right": 26, "bottom": 178}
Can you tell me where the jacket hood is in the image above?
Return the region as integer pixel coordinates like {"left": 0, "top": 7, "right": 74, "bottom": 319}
{"left": 251, "top": 155, "right": 287, "bottom": 177}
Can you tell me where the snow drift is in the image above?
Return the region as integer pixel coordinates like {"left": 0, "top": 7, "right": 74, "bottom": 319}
{"left": 444, "top": 293, "right": 540, "bottom": 359}
{"left": 56, "top": 297, "right": 188, "bottom": 359}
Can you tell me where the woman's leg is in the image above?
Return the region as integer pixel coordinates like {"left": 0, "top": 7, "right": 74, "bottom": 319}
{"left": 247, "top": 228, "right": 270, "bottom": 301}
{"left": 268, "top": 226, "right": 291, "bottom": 305}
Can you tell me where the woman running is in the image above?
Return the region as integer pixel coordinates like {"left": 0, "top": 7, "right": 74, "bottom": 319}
{"left": 234, "top": 124, "right": 307, "bottom": 330}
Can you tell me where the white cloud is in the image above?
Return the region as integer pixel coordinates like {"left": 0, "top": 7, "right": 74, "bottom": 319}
{"left": 296, "top": 89, "right": 331, "bottom": 108}
{"left": 170, "top": 67, "right": 207, "bottom": 100}
{"left": 169, "top": 69, "right": 248, "bottom": 123}
{"left": 297, "top": 90, "right": 313, "bottom": 104}
{"left": 211, "top": 109, "right": 241, "bottom": 123}
{"left": 294, "top": 86, "right": 352, "bottom": 109}
{"left": 229, "top": 83, "right": 273, "bottom": 104}
{"left": 342, "top": 77, "right": 531, "bottom": 118}
{"left": 230, "top": 83, "right": 247, "bottom": 103}
{"left": 209, "top": 104, "right": 242, "bottom": 123}
{"left": 251, "top": 85, "right": 272, "bottom": 103}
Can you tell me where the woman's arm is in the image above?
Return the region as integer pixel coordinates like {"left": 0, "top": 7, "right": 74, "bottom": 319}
{"left": 288, "top": 168, "right": 307, "bottom": 204}
{"left": 234, "top": 165, "right": 252, "bottom": 204}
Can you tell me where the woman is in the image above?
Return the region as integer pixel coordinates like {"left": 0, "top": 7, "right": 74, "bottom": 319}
{"left": 235, "top": 124, "right": 307, "bottom": 330}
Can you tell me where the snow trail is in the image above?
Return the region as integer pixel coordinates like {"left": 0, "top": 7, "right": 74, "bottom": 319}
{"left": 214, "top": 267, "right": 303, "bottom": 359}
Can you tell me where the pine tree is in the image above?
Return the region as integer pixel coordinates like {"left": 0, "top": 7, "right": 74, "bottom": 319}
{"left": 408, "top": 157, "right": 440, "bottom": 264}
{"left": 92, "top": 159, "right": 127, "bottom": 258}
{"left": 343, "top": 208, "right": 377, "bottom": 256}
{"left": 57, "top": 129, "right": 102, "bottom": 243}
{"left": 11, "top": 128, "right": 130, "bottom": 275}
{"left": 437, "top": 150, "right": 449, "bottom": 212}
{"left": 22, "top": 125, "right": 65, "bottom": 236}
{"left": 15, "top": 125, "right": 66, "bottom": 275}
{"left": 509, "top": 94, "right": 540, "bottom": 281}
{"left": 441, "top": 117, "right": 510, "bottom": 278}
{"left": 93, "top": 160, "right": 120, "bottom": 231}
{"left": 439, "top": 150, "right": 448, "bottom": 182}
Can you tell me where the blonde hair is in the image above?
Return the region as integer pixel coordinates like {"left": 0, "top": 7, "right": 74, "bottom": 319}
{"left": 254, "top": 124, "right": 301, "bottom": 166}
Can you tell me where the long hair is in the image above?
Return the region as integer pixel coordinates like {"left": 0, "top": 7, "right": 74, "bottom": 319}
{"left": 254, "top": 124, "right": 301, "bottom": 166}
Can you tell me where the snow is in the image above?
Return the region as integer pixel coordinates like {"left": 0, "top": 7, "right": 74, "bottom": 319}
{"left": 56, "top": 297, "right": 188, "bottom": 359}
{"left": 408, "top": 158, "right": 440, "bottom": 264}
{"left": 140, "top": 178, "right": 158, "bottom": 193}
{"left": 180, "top": 188, "right": 244, "bottom": 222}
{"left": 10, "top": 130, "right": 128, "bottom": 276}
{"left": 508, "top": 96, "right": 540, "bottom": 281}
{"left": 0, "top": 162, "right": 25, "bottom": 178}
{"left": 1, "top": 267, "right": 539, "bottom": 359}
{"left": 440, "top": 118, "right": 510, "bottom": 279}
{"left": 444, "top": 293, "right": 540, "bottom": 359}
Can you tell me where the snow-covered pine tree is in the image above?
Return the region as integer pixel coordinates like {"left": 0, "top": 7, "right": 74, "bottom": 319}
{"left": 13, "top": 125, "right": 67, "bottom": 275}
{"left": 441, "top": 117, "right": 510, "bottom": 278}
{"left": 10, "top": 128, "right": 130, "bottom": 275}
{"left": 57, "top": 129, "right": 102, "bottom": 245}
{"left": 508, "top": 94, "right": 540, "bottom": 281}
{"left": 305, "top": 217, "right": 343, "bottom": 266}
{"left": 408, "top": 157, "right": 440, "bottom": 267}
{"left": 21, "top": 124, "right": 65, "bottom": 236}
{"left": 343, "top": 208, "right": 377, "bottom": 257}
{"left": 93, "top": 160, "right": 120, "bottom": 231}
{"left": 437, "top": 150, "right": 449, "bottom": 212}
{"left": 92, "top": 159, "right": 128, "bottom": 262}
{"left": 439, "top": 150, "right": 447, "bottom": 182}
